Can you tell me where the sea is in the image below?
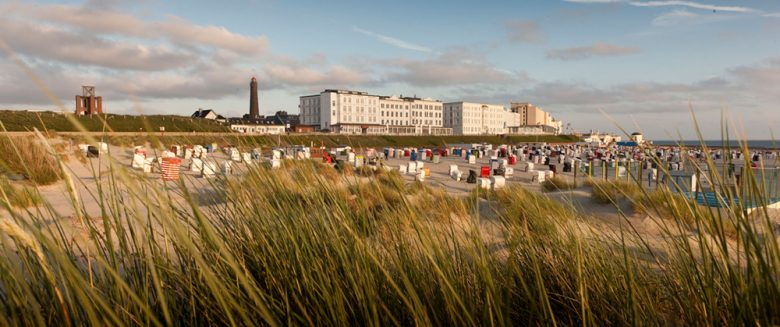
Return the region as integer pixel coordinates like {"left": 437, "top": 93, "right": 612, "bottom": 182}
{"left": 652, "top": 140, "right": 779, "bottom": 149}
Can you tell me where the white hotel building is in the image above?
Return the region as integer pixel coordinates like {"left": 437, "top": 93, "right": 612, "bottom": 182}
{"left": 442, "top": 102, "right": 521, "bottom": 135}
{"left": 299, "top": 89, "right": 452, "bottom": 135}
{"left": 299, "top": 89, "right": 562, "bottom": 135}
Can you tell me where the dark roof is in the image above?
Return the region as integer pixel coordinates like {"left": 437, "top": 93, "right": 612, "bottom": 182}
{"left": 264, "top": 111, "right": 299, "bottom": 126}
{"left": 191, "top": 109, "right": 216, "bottom": 118}
{"left": 631, "top": 132, "right": 643, "bottom": 136}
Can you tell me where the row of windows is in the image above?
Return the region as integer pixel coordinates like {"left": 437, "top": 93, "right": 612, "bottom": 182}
{"left": 380, "top": 111, "right": 442, "bottom": 118}
{"left": 383, "top": 111, "right": 407, "bottom": 117}
{"left": 341, "top": 97, "right": 377, "bottom": 105}
{"left": 342, "top": 116, "right": 377, "bottom": 123}
{"left": 382, "top": 120, "right": 408, "bottom": 126}
{"left": 445, "top": 106, "right": 507, "bottom": 112}
{"left": 413, "top": 119, "right": 441, "bottom": 126}
{"left": 415, "top": 111, "right": 441, "bottom": 118}
{"left": 380, "top": 103, "right": 443, "bottom": 110}
{"left": 380, "top": 119, "right": 443, "bottom": 126}
{"left": 341, "top": 106, "right": 377, "bottom": 114}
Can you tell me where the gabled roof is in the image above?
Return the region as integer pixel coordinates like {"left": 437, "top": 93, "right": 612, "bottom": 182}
{"left": 191, "top": 109, "right": 216, "bottom": 118}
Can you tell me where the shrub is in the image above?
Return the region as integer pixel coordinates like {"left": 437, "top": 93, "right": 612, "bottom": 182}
{"left": 356, "top": 165, "right": 379, "bottom": 177}
{"left": 0, "top": 136, "right": 61, "bottom": 185}
{"left": 541, "top": 176, "right": 576, "bottom": 192}
{"left": 589, "top": 179, "right": 640, "bottom": 204}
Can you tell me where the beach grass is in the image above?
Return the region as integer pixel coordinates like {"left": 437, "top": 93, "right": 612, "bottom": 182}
{"left": 588, "top": 179, "right": 641, "bottom": 204}
{"left": 0, "top": 136, "right": 62, "bottom": 185}
{"left": 0, "top": 177, "right": 43, "bottom": 208}
{"left": 0, "top": 128, "right": 778, "bottom": 326}
{"left": 541, "top": 176, "right": 576, "bottom": 192}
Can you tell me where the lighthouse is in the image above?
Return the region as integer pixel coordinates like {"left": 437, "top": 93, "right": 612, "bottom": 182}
{"left": 249, "top": 77, "right": 259, "bottom": 119}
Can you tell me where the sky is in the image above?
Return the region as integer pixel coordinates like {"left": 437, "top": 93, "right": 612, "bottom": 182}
{"left": 0, "top": 0, "right": 778, "bottom": 139}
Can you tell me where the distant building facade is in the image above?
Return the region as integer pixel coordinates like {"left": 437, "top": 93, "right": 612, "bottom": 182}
{"left": 511, "top": 102, "right": 550, "bottom": 126}
{"left": 230, "top": 124, "right": 285, "bottom": 135}
{"left": 299, "top": 89, "right": 451, "bottom": 135}
{"left": 631, "top": 132, "right": 645, "bottom": 144}
{"left": 581, "top": 131, "right": 623, "bottom": 146}
{"left": 443, "top": 102, "right": 510, "bottom": 135}
{"left": 510, "top": 102, "right": 563, "bottom": 134}
{"left": 299, "top": 89, "right": 562, "bottom": 136}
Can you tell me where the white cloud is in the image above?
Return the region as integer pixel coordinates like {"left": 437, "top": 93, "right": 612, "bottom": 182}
{"left": 0, "top": 1, "right": 273, "bottom": 104}
{"left": 651, "top": 8, "right": 739, "bottom": 26}
{"left": 352, "top": 26, "right": 432, "bottom": 53}
{"left": 652, "top": 9, "right": 699, "bottom": 26}
{"left": 155, "top": 16, "right": 268, "bottom": 56}
{"left": 263, "top": 61, "right": 367, "bottom": 87}
{"left": 565, "top": 0, "right": 758, "bottom": 13}
{"left": 628, "top": 1, "right": 757, "bottom": 13}
{"left": 546, "top": 42, "right": 640, "bottom": 60}
{"left": 0, "top": 2, "right": 268, "bottom": 62}
{"left": 379, "top": 48, "right": 528, "bottom": 86}
{"left": 0, "top": 18, "right": 196, "bottom": 71}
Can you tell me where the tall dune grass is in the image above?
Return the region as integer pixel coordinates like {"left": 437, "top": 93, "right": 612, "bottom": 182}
{"left": 0, "top": 125, "right": 778, "bottom": 325}
{"left": 0, "top": 136, "right": 61, "bottom": 185}
{"left": 0, "top": 146, "right": 776, "bottom": 325}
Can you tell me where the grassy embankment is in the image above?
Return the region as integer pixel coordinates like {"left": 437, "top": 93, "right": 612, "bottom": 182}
{"left": 0, "top": 131, "right": 778, "bottom": 325}
{"left": 0, "top": 110, "right": 579, "bottom": 147}
{"left": 65, "top": 133, "right": 580, "bottom": 149}
{"left": 0, "top": 110, "right": 231, "bottom": 133}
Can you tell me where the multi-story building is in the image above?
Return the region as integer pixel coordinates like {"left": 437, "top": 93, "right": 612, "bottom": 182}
{"left": 443, "top": 102, "right": 514, "bottom": 135}
{"left": 299, "top": 90, "right": 451, "bottom": 135}
{"left": 379, "top": 95, "right": 445, "bottom": 135}
{"left": 511, "top": 102, "right": 551, "bottom": 126}
{"left": 510, "top": 102, "right": 563, "bottom": 134}
{"left": 299, "top": 89, "right": 383, "bottom": 134}
{"left": 299, "top": 89, "right": 562, "bottom": 136}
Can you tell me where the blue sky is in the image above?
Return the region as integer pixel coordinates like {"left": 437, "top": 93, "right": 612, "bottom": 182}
{"left": 1, "top": 0, "right": 779, "bottom": 139}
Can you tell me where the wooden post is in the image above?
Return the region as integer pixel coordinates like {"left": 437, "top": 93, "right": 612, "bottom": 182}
{"left": 589, "top": 160, "right": 593, "bottom": 178}
{"left": 638, "top": 161, "right": 643, "bottom": 188}
{"left": 626, "top": 161, "right": 631, "bottom": 183}
{"left": 615, "top": 161, "right": 619, "bottom": 180}
{"left": 694, "top": 169, "right": 700, "bottom": 203}
{"left": 573, "top": 160, "right": 578, "bottom": 188}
